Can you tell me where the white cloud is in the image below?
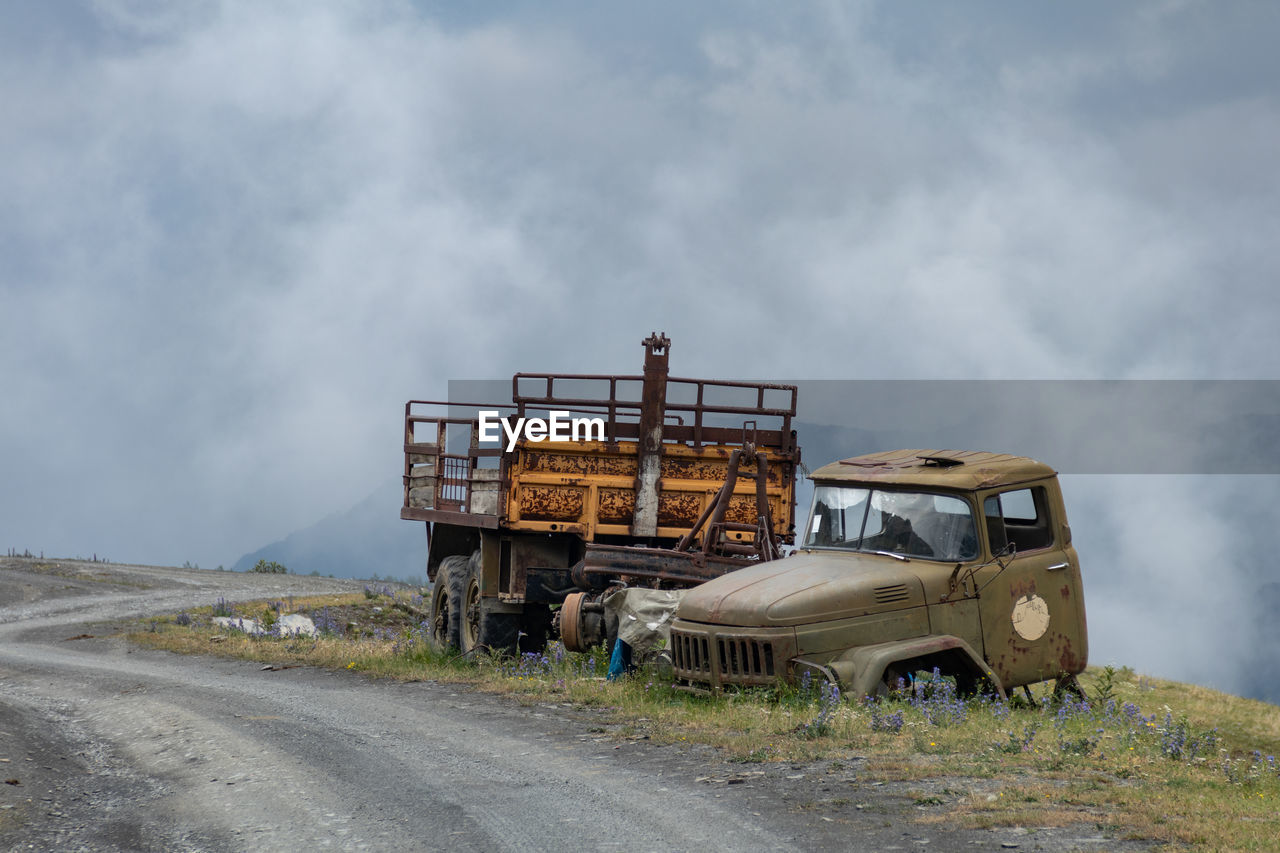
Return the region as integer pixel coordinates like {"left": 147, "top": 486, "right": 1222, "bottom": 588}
{"left": 1066, "top": 474, "right": 1275, "bottom": 693}
{"left": 1, "top": 3, "right": 1278, "bottom": 696}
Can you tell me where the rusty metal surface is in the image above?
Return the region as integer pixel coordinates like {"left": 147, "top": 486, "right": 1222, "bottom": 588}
{"left": 811, "top": 450, "right": 1056, "bottom": 490}
{"left": 503, "top": 440, "right": 794, "bottom": 543}
{"left": 672, "top": 457, "right": 1088, "bottom": 696}
{"left": 596, "top": 488, "right": 636, "bottom": 525}
{"left": 403, "top": 333, "right": 798, "bottom": 541}
{"left": 698, "top": 449, "right": 740, "bottom": 553}
{"left": 576, "top": 543, "right": 748, "bottom": 586}
{"left": 655, "top": 492, "right": 702, "bottom": 528}
{"left": 672, "top": 446, "right": 785, "bottom": 561}
{"left": 510, "top": 336, "right": 797, "bottom": 457}
{"left": 632, "top": 333, "right": 670, "bottom": 537}
{"left": 980, "top": 547, "right": 1089, "bottom": 685}
{"left": 517, "top": 485, "right": 586, "bottom": 522}
{"left": 670, "top": 621, "right": 799, "bottom": 691}
{"left": 753, "top": 452, "right": 779, "bottom": 560}
{"left": 403, "top": 335, "right": 803, "bottom": 653}
{"left": 522, "top": 450, "right": 638, "bottom": 477}
{"left": 661, "top": 452, "right": 782, "bottom": 484}
{"left": 560, "top": 592, "right": 587, "bottom": 652}
{"left": 401, "top": 403, "right": 505, "bottom": 529}
{"left": 401, "top": 506, "right": 500, "bottom": 529}
{"left": 677, "top": 551, "right": 927, "bottom": 627}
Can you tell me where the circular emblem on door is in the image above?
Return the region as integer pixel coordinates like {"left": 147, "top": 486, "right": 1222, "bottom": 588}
{"left": 1011, "top": 594, "right": 1050, "bottom": 641}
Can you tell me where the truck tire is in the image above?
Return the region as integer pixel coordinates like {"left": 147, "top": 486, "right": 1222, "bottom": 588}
{"left": 459, "top": 550, "right": 520, "bottom": 656}
{"left": 429, "top": 555, "right": 467, "bottom": 651}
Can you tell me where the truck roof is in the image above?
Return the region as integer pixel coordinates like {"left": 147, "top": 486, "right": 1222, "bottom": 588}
{"left": 810, "top": 449, "right": 1057, "bottom": 490}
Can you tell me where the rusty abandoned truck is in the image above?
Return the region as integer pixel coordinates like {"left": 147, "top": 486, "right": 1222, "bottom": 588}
{"left": 402, "top": 336, "right": 1088, "bottom": 698}
{"left": 400, "top": 334, "right": 800, "bottom": 655}
{"left": 670, "top": 449, "right": 1089, "bottom": 698}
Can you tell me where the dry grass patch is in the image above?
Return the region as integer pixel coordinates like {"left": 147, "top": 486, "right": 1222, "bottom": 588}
{"left": 127, "top": 596, "right": 1280, "bottom": 850}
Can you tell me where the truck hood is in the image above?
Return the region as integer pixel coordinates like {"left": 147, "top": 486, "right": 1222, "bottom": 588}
{"left": 676, "top": 550, "right": 927, "bottom": 628}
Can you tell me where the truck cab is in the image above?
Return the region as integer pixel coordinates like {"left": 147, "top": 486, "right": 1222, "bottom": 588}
{"left": 670, "top": 449, "right": 1088, "bottom": 698}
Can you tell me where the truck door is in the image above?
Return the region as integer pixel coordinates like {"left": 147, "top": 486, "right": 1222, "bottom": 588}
{"left": 978, "top": 482, "right": 1088, "bottom": 688}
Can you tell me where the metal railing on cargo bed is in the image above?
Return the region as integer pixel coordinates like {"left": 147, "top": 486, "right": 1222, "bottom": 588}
{"left": 402, "top": 370, "right": 798, "bottom": 544}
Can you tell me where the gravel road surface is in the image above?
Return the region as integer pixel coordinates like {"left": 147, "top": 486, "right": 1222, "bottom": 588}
{"left": 0, "top": 558, "right": 1142, "bottom": 851}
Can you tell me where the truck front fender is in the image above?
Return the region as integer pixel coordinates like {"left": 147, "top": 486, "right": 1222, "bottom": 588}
{"left": 825, "top": 635, "right": 1005, "bottom": 699}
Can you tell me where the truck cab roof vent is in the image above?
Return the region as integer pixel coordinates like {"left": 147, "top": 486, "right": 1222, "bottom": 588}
{"left": 918, "top": 455, "right": 964, "bottom": 467}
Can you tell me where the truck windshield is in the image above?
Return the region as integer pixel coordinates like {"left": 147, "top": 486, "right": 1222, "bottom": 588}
{"left": 804, "top": 486, "right": 978, "bottom": 561}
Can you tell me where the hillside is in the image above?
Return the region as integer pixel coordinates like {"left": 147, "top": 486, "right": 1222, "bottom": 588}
{"left": 232, "top": 479, "right": 424, "bottom": 582}
{"left": 134, "top": 591, "right": 1280, "bottom": 851}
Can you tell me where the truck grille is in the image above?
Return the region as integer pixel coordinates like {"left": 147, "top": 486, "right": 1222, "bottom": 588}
{"left": 717, "top": 637, "right": 775, "bottom": 679}
{"left": 672, "top": 632, "right": 712, "bottom": 675}
{"left": 671, "top": 623, "right": 796, "bottom": 690}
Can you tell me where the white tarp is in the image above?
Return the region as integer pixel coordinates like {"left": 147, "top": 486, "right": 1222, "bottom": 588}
{"left": 602, "top": 587, "right": 686, "bottom": 654}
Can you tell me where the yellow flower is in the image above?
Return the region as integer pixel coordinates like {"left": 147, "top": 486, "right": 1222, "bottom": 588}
{"left": 346, "top": 662, "right": 355, "bottom": 669}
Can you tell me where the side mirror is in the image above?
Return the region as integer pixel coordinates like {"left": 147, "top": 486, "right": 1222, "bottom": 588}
{"left": 1061, "top": 523, "right": 1072, "bottom": 546}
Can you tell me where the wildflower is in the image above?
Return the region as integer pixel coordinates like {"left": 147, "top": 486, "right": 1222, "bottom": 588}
{"left": 797, "top": 680, "right": 841, "bottom": 739}
{"left": 869, "top": 704, "right": 905, "bottom": 734}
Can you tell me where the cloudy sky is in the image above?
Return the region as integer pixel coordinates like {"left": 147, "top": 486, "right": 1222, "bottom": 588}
{"left": 3, "top": 2, "right": 1279, "bottom": 690}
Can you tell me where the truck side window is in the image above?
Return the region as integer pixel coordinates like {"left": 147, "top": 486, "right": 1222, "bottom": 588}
{"left": 987, "top": 487, "right": 1054, "bottom": 553}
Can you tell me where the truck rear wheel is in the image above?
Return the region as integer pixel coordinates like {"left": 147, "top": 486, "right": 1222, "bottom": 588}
{"left": 429, "top": 555, "right": 467, "bottom": 651}
{"left": 459, "top": 550, "right": 520, "bottom": 656}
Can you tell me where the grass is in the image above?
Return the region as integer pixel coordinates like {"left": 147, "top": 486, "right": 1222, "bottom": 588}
{"left": 128, "top": 595, "right": 1280, "bottom": 851}
{"left": 12, "top": 559, "right": 153, "bottom": 588}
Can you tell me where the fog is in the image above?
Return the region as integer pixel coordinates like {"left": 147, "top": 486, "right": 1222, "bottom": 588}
{"left": 3, "top": 1, "right": 1279, "bottom": 697}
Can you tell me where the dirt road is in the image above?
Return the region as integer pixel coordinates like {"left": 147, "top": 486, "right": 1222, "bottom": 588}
{"left": 0, "top": 558, "right": 1135, "bottom": 851}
